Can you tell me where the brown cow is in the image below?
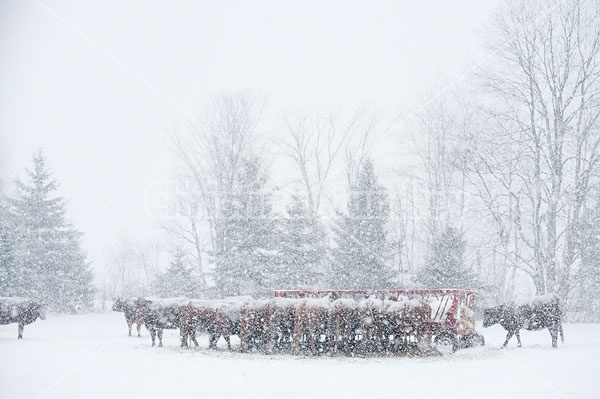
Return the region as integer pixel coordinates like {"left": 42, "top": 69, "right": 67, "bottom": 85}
{"left": 0, "top": 297, "right": 46, "bottom": 339}
{"left": 358, "top": 297, "right": 385, "bottom": 354}
{"left": 177, "top": 301, "right": 205, "bottom": 348}
{"left": 136, "top": 297, "right": 183, "bottom": 347}
{"left": 483, "top": 294, "right": 564, "bottom": 348}
{"left": 328, "top": 298, "right": 360, "bottom": 355}
{"left": 239, "top": 299, "right": 271, "bottom": 353}
{"left": 265, "top": 297, "right": 298, "bottom": 353}
{"left": 292, "top": 297, "right": 330, "bottom": 355}
{"left": 112, "top": 297, "right": 143, "bottom": 337}
{"left": 384, "top": 298, "right": 431, "bottom": 353}
{"left": 212, "top": 299, "right": 242, "bottom": 350}
{"left": 177, "top": 299, "right": 241, "bottom": 350}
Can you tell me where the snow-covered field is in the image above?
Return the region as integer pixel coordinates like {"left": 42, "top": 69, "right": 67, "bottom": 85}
{"left": 1, "top": 312, "right": 598, "bottom": 399}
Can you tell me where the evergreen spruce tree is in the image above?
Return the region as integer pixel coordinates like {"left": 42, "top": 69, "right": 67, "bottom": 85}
{"left": 10, "top": 152, "right": 94, "bottom": 311}
{"left": 213, "top": 157, "right": 277, "bottom": 297}
{"left": 330, "top": 159, "right": 394, "bottom": 289}
{"left": 0, "top": 196, "right": 18, "bottom": 296}
{"left": 272, "top": 193, "right": 326, "bottom": 289}
{"left": 154, "top": 249, "right": 200, "bottom": 297}
{"left": 416, "top": 226, "right": 479, "bottom": 289}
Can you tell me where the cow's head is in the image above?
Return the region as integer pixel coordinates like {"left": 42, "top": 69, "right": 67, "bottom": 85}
{"left": 38, "top": 303, "right": 47, "bottom": 320}
{"left": 29, "top": 301, "right": 46, "bottom": 320}
{"left": 112, "top": 298, "right": 124, "bottom": 312}
{"left": 482, "top": 307, "right": 502, "bottom": 328}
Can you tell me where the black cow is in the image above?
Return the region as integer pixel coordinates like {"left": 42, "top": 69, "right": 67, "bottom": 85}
{"left": 0, "top": 297, "right": 46, "bottom": 339}
{"left": 112, "top": 298, "right": 143, "bottom": 337}
{"left": 483, "top": 295, "right": 564, "bottom": 348}
{"left": 136, "top": 298, "right": 182, "bottom": 347}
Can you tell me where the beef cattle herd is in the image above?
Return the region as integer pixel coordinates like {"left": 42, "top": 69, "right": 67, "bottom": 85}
{"left": 0, "top": 294, "right": 564, "bottom": 355}
{"left": 112, "top": 295, "right": 438, "bottom": 355}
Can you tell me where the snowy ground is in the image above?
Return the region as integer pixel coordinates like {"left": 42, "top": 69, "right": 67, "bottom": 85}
{"left": 1, "top": 312, "right": 598, "bottom": 399}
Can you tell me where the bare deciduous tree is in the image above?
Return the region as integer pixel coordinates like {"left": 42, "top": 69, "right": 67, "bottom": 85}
{"left": 103, "top": 233, "right": 162, "bottom": 298}
{"left": 472, "top": 0, "right": 600, "bottom": 299}
{"left": 278, "top": 108, "right": 361, "bottom": 216}
{"left": 160, "top": 176, "right": 208, "bottom": 292}
{"left": 169, "top": 92, "right": 266, "bottom": 295}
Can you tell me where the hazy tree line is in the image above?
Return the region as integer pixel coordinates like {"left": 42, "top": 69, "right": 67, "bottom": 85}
{"left": 158, "top": 92, "right": 482, "bottom": 298}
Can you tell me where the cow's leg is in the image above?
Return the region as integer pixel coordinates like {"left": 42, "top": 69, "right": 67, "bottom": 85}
{"left": 549, "top": 326, "right": 558, "bottom": 348}
{"left": 292, "top": 327, "right": 301, "bottom": 355}
{"left": 190, "top": 331, "right": 199, "bottom": 348}
{"left": 18, "top": 323, "right": 24, "bottom": 339}
{"left": 282, "top": 330, "right": 291, "bottom": 347}
{"left": 291, "top": 332, "right": 298, "bottom": 354}
{"left": 240, "top": 332, "right": 248, "bottom": 353}
{"left": 502, "top": 331, "right": 514, "bottom": 348}
{"left": 515, "top": 330, "right": 522, "bottom": 347}
{"left": 208, "top": 332, "right": 217, "bottom": 349}
{"left": 224, "top": 334, "right": 232, "bottom": 351}
{"left": 136, "top": 322, "right": 142, "bottom": 337}
{"left": 150, "top": 328, "right": 156, "bottom": 347}
{"left": 338, "top": 328, "right": 346, "bottom": 354}
{"left": 180, "top": 328, "right": 189, "bottom": 348}
{"left": 158, "top": 329, "right": 164, "bottom": 347}
{"left": 346, "top": 331, "right": 355, "bottom": 354}
{"left": 126, "top": 316, "right": 133, "bottom": 336}
{"left": 340, "top": 330, "right": 347, "bottom": 354}
{"left": 265, "top": 330, "right": 274, "bottom": 355}
{"left": 375, "top": 328, "right": 383, "bottom": 354}
{"left": 330, "top": 328, "right": 338, "bottom": 355}
{"left": 308, "top": 332, "right": 316, "bottom": 355}
{"left": 365, "top": 330, "right": 372, "bottom": 353}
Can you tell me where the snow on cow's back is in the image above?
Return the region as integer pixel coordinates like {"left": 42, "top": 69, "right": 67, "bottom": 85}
{"left": 358, "top": 296, "right": 384, "bottom": 310}
{"left": 221, "top": 296, "right": 252, "bottom": 319}
{"left": 405, "top": 298, "right": 425, "bottom": 309}
{"left": 123, "top": 298, "right": 140, "bottom": 307}
{"left": 223, "top": 296, "right": 253, "bottom": 307}
{"left": 0, "top": 297, "right": 32, "bottom": 309}
{"left": 1, "top": 298, "right": 22, "bottom": 319}
{"left": 187, "top": 299, "right": 220, "bottom": 310}
{"left": 252, "top": 298, "right": 271, "bottom": 309}
{"left": 384, "top": 298, "right": 425, "bottom": 313}
{"left": 301, "top": 296, "right": 331, "bottom": 310}
{"left": 143, "top": 296, "right": 191, "bottom": 309}
{"left": 332, "top": 297, "right": 357, "bottom": 309}
{"left": 515, "top": 293, "right": 560, "bottom": 307}
{"left": 236, "top": 298, "right": 271, "bottom": 313}
{"left": 271, "top": 297, "right": 300, "bottom": 309}
{"left": 0, "top": 297, "right": 29, "bottom": 304}
{"left": 0, "top": 297, "right": 41, "bottom": 319}
{"left": 383, "top": 299, "right": 404, "bottom": 313}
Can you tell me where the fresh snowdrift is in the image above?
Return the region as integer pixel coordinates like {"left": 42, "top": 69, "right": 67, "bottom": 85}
{"left": 0, "top": 312, "right": 597, "bottom": 399}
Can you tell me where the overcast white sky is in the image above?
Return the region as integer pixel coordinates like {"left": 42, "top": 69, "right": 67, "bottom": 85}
{"left": 0, "top": 0, "right": 498, "bottom": 274}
